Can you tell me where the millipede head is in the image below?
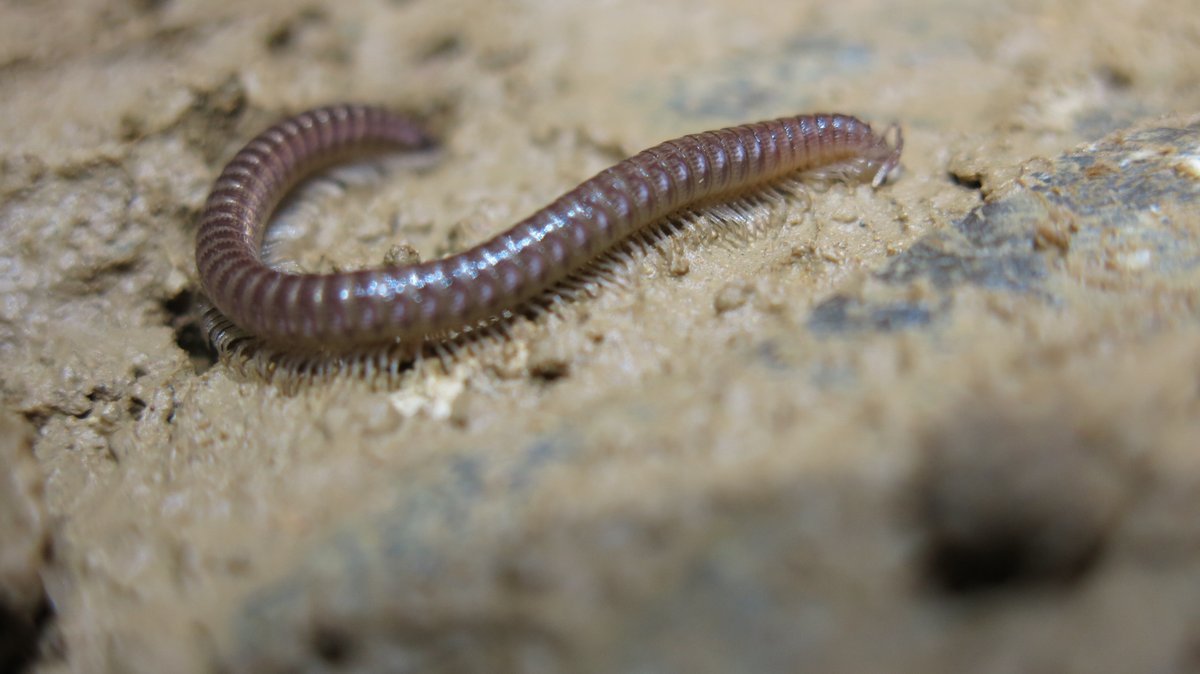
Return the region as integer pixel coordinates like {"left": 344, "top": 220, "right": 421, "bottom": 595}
{"left": 871, "top": 123, "right": 904, "bottom": 188}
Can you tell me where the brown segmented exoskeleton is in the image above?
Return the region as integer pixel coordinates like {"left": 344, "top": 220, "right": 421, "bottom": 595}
{"left": 195, "top": 104, "right": 902, "bottom": 351}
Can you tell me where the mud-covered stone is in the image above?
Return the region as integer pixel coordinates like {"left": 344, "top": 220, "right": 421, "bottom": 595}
{"left": 812, "top": 116, "right": 1200, "bottom": 333}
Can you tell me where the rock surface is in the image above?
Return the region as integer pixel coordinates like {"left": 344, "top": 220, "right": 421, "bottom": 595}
{"left": 2, "top": 0, "right": 1200, "bottom": 672}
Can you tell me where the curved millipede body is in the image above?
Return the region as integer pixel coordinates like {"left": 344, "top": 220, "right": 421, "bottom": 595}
{"left": 195, "top": 104, "right": 902, "bottom": 349}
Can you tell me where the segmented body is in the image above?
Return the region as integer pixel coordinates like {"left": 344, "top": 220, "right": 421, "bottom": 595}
{"left": 195, "top": 104, "right": 901, "bottom": 348}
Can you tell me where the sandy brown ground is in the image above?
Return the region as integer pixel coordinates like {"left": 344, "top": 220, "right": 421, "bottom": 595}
{"left": 3, "top": 0, "right": 1200, "bottom": 672}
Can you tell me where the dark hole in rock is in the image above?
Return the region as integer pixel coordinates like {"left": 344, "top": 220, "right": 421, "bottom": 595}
{"left": 311, "top": 623, "right": 355, "bottom": 665}
{"left": 916, "top": 406, "right": 1132, "bottom": 595}
{"left": 162, "top": 289, "right": 217, "bottom": 373}
{"left": 0, "top": 593, "right": 54, "bottom": 673}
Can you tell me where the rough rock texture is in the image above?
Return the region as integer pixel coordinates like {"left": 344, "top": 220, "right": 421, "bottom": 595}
{"left": 2, "top": 0, "right": 1200, "bottom": 672}
{"left": 0, "top": 412, "right": 48, "bottom": 672}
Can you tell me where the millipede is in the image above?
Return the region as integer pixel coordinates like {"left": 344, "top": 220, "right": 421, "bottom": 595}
{"left": 195, "top": 104, "right": 901, "bottom": 356}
